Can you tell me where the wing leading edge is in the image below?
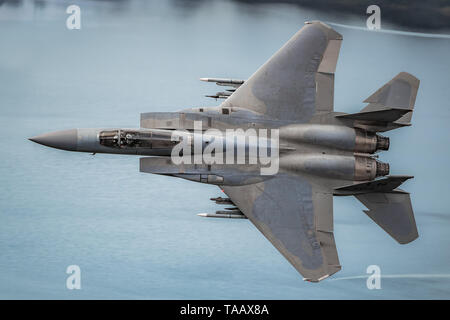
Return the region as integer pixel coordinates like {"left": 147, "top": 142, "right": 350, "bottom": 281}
{"left": 220, "top": 21, "right": 342, "bottom": 122}
{"left": 222, "top": 175, "right": 341, "bottom": 282}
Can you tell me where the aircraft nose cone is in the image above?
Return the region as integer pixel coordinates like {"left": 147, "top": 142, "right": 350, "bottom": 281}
{"left": 29, "top": 129, "right": 78, "bottom": 151}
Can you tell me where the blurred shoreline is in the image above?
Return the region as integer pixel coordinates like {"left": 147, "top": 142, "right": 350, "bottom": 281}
{"left": 234, "top": 0, "right": 450, "bottom": 31}
{"left": 1, "top": 0, "right": 450, "bottom": 31}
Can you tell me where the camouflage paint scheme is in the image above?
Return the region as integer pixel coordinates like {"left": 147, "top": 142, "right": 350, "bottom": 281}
{"left": 30, "top": 21, "right": 420, "bottom": 282}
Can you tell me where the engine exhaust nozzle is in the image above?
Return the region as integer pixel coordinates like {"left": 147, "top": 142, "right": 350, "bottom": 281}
{"left": 376, "top": 135, "right": 390, "bottom": 151}
{"left": 376, "top": 161, "right": 390, "bottom": 177}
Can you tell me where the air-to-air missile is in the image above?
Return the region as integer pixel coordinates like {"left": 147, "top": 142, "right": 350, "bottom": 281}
{"left": 199, "top": 78, "right": 244, "bottom": 88}
{"left": 210, "top": 197, "right": 234, "bottom": 205}
{"left": 205, "top": 91, "right": 232, "bottom": 100}
{"left": 197, "top": 212, "right": 247, "bottom": 219}
{"left": 202, "top": 78, "right": 241, "bottom": 100}
{"left": 216, "top": 209, "right": 241, "bottom": 214}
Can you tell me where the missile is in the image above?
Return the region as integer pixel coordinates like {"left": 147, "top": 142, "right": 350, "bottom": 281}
{"left": 210, "top": 197, "right": 234, "bottom": 205}
{"left": 205, "top": 91, "right": 232, "bottom": 100}
{"left": 205, "top": 94, "right": 228, "bottom": 100}
{"left": 199, "top": 78, "right": 245, "bottom": 87}
{"left": 197, "top": 213, "right": 247, "bottom": 219}
{"left": 217, "top": 91, "right": 232, "bottom": 96}
{"left": 215, "top": 209, "right": 242, "bottom": 215}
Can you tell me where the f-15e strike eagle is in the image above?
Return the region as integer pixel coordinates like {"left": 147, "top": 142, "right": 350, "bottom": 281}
{"left": 30, "top": 21, "right": 419, "bottom": 282}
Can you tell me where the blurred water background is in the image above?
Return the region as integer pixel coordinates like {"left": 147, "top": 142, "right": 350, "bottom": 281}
{"left": 0, "top": 0, "right": 449, "bottom": 299}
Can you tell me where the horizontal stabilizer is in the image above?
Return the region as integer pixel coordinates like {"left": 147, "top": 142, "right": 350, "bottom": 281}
{"left": 338, "top": 72, "right": 419, "bottom": 132}
{"left": 355, "top": 191, "right": 418, "bottom": 244}
{"left": 336, "top": 108, "right": 410, "bottom": 123}
{"left": 335, "top": 175, "right": 413, "bottom": 195}
{"left": 363, "top": 72, "right": 419, "bottom": 111}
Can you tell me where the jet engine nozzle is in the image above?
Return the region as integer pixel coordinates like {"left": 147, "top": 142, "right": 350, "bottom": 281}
{"left": 354, "top": 129, "right": 390, "bottom": 153}
{"left": 354, "top": 156, "right": 389, "bottom": 180}
{"left": 376, "top": 135, "right": 390, "bottom": 151}
{"left": 376, "top": 161, "right": 390, "bottom": 177}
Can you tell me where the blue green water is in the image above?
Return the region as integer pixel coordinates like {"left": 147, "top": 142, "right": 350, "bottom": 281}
{"left": 1, "top": 0, "right": 450, "bottom": 299}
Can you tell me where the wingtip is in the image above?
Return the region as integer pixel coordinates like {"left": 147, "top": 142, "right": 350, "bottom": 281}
{"left": 304, "top": 20, "right": 343, "bottom": 40}
{"left": 397, "top": 72, "right": 420, "bottom": 84}
{"left": 303, "top": 274, "right": 330, "bottom": 283}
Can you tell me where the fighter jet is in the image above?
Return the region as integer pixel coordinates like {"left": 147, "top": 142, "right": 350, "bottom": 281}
{"left": 29, "top": 21, "right": 419, "bottom": 282}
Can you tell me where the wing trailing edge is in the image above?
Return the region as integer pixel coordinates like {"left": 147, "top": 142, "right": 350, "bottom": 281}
{"left": 222, "top": 175, "right": 341, "bottom": 282}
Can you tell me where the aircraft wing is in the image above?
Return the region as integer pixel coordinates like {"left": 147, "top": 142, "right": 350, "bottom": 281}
{"left": 221, "top": 175, "right": 341, "bottom": 282}
{"left": 220, "top": 21, "right": 342, "bottom": 122}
